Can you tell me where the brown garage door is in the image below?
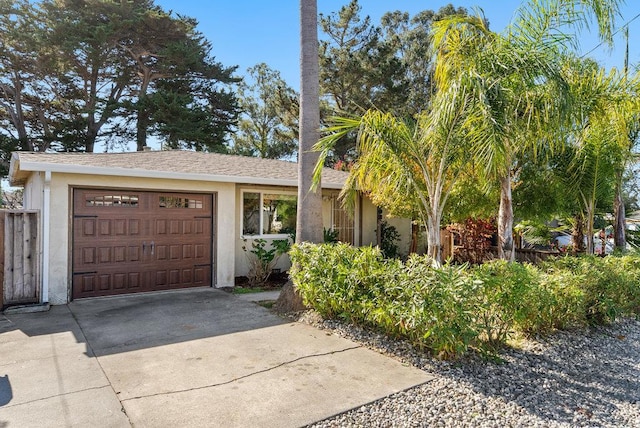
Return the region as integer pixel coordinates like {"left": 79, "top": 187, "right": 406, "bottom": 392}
{"left": 72, "top": 189, "right": 214, "bottom": 299}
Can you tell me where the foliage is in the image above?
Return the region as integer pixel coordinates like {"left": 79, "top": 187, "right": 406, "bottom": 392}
{"left": 0, "top": 0, "right": 239, "bottom": 155}
{"left": 379, "top": 221, "right": 401, "bottom": 259}
{"left": 231, "top": 63, "right": 298, "bottom": 159}
{"left": 242, "top": 238, "right": 291, "bottom": 286}
{"left": 431, "top": 0, "right": 624, "bottom": 260}
{"left": 318, "top": 0, "right": 468, "bottom": 163}
{"left": 315, "top": 85, "right": 472, "bottom": 263}
{"left": 448, "top": 218, "right": 495, "bottom": 264}
{"left": 323, "top": 228, "right": 339, "bottom": 243}
{"left": 291, "top": 243, "right": 640, "bottom": 359}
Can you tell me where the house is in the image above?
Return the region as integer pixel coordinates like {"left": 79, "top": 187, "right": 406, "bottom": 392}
{"left": 8, "top": 150, "right": 412, "bottom": 305}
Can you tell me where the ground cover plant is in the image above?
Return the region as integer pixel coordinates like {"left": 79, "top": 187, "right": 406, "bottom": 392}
{"left": 290, "top": 243, "right": 640, "bottom": 359}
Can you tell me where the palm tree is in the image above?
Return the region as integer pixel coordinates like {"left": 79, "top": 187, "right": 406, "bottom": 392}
{"left": 565, "top": 63, "right": 640, "bottom": 253}
{"left": 431, "top": 0, "right": 623, "bottom": 260}
{"left": 296, "top": 0, "right": 323, "bottom": 244}
{"left": 612, "top": 35, "right": 640, "bottom": 250}
{"left": 276, "top": 0, "right": 322, "bottom": 312}
{"left": 315, "top": 85, "right": 471, "bottom": 264}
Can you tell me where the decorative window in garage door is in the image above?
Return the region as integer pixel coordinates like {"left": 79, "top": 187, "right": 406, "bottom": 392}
{"left": 159, "top": 195, "right": 203, "bottom": 209}
{"left": 85, "top": 194, "right": 139, "bottom": 207}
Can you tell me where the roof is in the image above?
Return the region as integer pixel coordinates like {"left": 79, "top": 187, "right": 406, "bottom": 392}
{"left": 9, "top": 150, "right": 347, "bottom": 189}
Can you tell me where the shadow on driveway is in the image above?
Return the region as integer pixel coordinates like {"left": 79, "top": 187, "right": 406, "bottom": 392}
{"left": 68, "top": 287, "right": 285, "bottom": 356}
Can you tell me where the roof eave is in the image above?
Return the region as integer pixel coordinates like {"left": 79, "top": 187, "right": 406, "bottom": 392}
{"left": 13, "top": 160, "right": 345, "bottom": 189}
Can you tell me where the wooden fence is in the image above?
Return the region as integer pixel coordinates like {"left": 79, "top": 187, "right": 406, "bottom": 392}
{"left": 0, "top": 210, "right": 39, "bottom": 308}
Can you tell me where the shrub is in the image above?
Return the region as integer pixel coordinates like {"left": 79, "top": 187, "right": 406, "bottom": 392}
{"left": 291, "top": 244, "right": 640, "bottom": 359}
{"left": 242, "top": 238, "right": 291, "bottom": 286}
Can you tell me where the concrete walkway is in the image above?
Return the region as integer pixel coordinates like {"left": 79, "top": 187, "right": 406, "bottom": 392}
{"left": 0, "top": 288, "right": 432, "bottom": 427}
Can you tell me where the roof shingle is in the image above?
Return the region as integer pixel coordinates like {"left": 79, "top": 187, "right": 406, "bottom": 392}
{"left": 10, "top": 150, "right": 347, "bottom": 189}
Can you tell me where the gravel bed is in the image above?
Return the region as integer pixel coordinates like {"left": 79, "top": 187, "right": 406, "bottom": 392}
{"left": 297, "top": 313, "right": 640, "bottom": 427}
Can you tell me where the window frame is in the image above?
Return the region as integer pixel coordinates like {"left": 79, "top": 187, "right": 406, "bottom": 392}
{"left": 241, "top": 189, "right": 298, "bottom": 238}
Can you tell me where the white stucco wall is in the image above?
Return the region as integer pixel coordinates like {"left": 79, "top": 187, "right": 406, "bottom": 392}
{"left": 383, "top": 213, "right": 413, "bottom": 257}
{"left": 34, "top": 172, "right": 236, "bottom": 304}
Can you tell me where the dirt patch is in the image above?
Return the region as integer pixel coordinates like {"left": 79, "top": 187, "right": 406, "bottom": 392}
{"left": 233, "top": 272, "right": 289, "bottom": 290}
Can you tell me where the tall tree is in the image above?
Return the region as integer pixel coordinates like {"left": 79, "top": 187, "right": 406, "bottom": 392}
{"left": 431, "top": 0, "right": 623, "bottom": 261}
{"left": 380, "top": 4, "right": 468, "bottom": 117}
{"left": 318, "top": 0, "right": 407, "bottom": 162}
{"left": 612, "top": 28, "right": 640, "bottom": 250}
{"left": 231, "top": 63, "right": 298, "bottom": 159}
{"left": 297, "top": 0, "right": 323, "bottom": 244}
{"left": 315, "top": 85, "right": 472, "bottom": 264}
{"left": 116, "top": 5, "right": 238, "bottom": 151}
{"left": 0, "top": 0, "right": 63, "bottom": 152}
{"left": 149, "top": 77, "right": 238, "bottom": 152}
{"left": 0, "top": 0, "right": 239, "bottom": 156}
{"left": 276, "top": 0, "right": 323, "bottom": 313}
{"left": 41, "top": 0, "right": 138, "bottom": 152}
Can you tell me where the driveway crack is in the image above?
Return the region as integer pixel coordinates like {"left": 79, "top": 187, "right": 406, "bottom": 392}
{"left": 121, "top": 345, "right": 362, "bottom": 402}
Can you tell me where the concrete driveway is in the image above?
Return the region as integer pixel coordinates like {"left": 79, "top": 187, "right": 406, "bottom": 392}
{"left": 0, "top": 288, "right": 432, "bottom": 427}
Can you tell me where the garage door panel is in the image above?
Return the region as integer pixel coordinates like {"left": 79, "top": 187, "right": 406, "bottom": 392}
{"left": 98, "top": 247, "right": 111, "bottom": 263}
{"left": 129, "top": 219, "right": 141, "bottom": 235}
{"left": 81, "top": 219, "right": 96, "bottom": 237}
{"left": 114, "top": 273, "right": 126, "bottom": 290}
{"left": 128, "top": 272, "right": 142, "bottom": 289}
{"left": 73, "top": 189, "right": 214, "bottom": 299}
{"left": 114, "top": 246, "right": 126, "bottom": 262}
{"left": 129, "top": 246, "right": 141, "bottom": 262}
{"left": 182, "top": 245, "right": 192, "bottom": 259}
{"left": 99, "top": 220, "right": 111, "bottom": 236}
{"left": 194, "top": 266, "right": 208, "bottom": 285}
{"left": 81, "top": 247, "right": 96, "bottom": 265}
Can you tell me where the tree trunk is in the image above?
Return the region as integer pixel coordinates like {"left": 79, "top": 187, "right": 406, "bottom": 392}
{"left": 136, "top": 74, "right": 152, "bottom": 151}
{"left": 571, "top": 213, "right": 585, "bottom": 253}
{"left": 498, "top": 175, "right": 515, "bottom": 261}
{"left": 295, "top": 0, "right": 323, "bottom": 244}
{"left": 426, "top": 214, "right": 442, "bottom": 266}
{"left": 613, "top": 176, "right": 626, "bottom": 251}
{"left": 585, "top": 200, "right": 595, "bottom": 254}
{"left": 277, "top": 0, "right": 321, "bottom": 314}
{"left": 136, "top": 105, "right": 149, "bottom": 151}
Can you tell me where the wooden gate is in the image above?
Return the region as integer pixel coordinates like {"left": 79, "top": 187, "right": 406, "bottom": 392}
{"left": 0, "top": 210, "right": 40, "bottom": 308}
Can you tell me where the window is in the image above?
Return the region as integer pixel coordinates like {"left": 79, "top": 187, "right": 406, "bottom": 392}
{"left": 242, "top": 191, "right": 297, "bottom": 236}
{"left": 330, "top": 196, "right": 355, "bottom": 244}
{"left": 159, "top": 196, "right": 203, "bottom": 209}
{"left": 86, "top": 194, "right": 139, "bottom": 207}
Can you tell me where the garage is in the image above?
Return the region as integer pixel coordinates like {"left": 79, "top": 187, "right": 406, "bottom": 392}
{"left": 8, "top": 150, "right": 361, "bottom": 305}
{"left": 72, "top": 188, "right": 214, "bottom": 299}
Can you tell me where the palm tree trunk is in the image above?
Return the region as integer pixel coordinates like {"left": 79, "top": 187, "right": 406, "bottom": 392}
{"left": 572, "top": 212, "right": 586, "bottom": 253}
{"left": 585, "top": 199, "right": 595, "bottom": 254}
{"left": 613, "top": 175, "right": 626, "bottom": 251}
{"left": 296, "top": 0, "right": 323, "bottom": 244}
{"left": 498, "top": 175, "right": 515, "bottom": 261}
{"left": 275, "top": 0, "right": 321, "bottom": 314}
{"left": 426, "top": 213, "right": 442, "bottom": 265}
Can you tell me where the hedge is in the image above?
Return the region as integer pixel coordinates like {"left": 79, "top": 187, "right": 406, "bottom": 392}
{"left": 289, "top": 243, "right": 640, "bottom": 359}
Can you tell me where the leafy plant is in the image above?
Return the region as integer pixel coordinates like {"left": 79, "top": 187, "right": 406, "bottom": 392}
{"left": 242, "top": 238, "right": 291, "bottom": 286}
{"left": 323, "top": 228, "right": 339, "bottom": 243}
{"left": 448, "top": 218, "right": 496, "bottom": 264}
{"left": 291, "top": 243, "right": 640, "bottom": 360}
{"left": 380, "top": 221, "right": 401, "bottom": 259}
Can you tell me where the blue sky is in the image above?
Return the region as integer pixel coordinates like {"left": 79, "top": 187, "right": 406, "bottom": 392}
{"left": 154, "top": 0, "right": 640, "bottom": 89}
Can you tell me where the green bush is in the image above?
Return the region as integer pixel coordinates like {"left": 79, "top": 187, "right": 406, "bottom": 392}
{"left": 290, "top": 244, "right": 640, "bottom": 359}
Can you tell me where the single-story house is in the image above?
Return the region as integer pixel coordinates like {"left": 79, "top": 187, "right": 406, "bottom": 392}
{"left": 8, "top": 150, "right": 412, "bottom": 305}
